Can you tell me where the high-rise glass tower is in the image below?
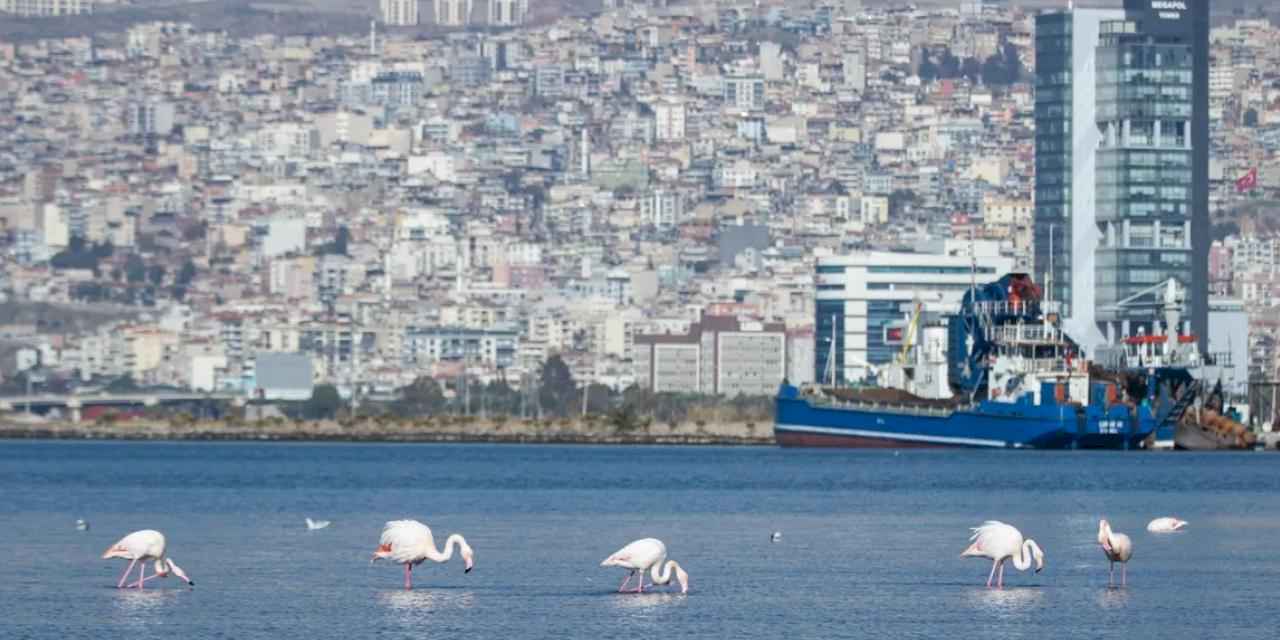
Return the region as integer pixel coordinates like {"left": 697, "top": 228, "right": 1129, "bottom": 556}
{"left": 1034, "top": 0, "right": 1208, "bottom": 350}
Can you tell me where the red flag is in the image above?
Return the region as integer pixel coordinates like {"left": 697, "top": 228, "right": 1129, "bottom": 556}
{"left": 1236, "top": 167, "right": 1258, "bottom": 192}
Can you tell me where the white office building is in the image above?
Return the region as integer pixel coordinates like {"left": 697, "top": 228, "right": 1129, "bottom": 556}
{"left": 814, "top": 241, "right": 1014, "bottom": 383}
{"left": 487, "top": 0, "right": 526, "bottom": 26}
{"left": 380, "top": 0, "right": 419, "bottom": 26}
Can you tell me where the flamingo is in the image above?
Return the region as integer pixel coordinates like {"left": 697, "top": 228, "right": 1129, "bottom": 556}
{"left": 961, "top": 521, "right": 1044, "bottom": 588}
{"left": 371, "top": 519, "right": 474, "bottom": 590}
{"left": 1146, "top": 517, "right": 1188, "bottom": 533}
{"left": 1098, "top": 519, "right": 1134, "bottom": 586}
{"left": 101, "top": 530, "right": 194, "bottom": 589}
{"left": 601, "top": 538, "right": 689, "bottom": 594}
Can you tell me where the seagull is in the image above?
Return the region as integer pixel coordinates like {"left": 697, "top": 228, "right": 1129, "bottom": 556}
{"left": 305, "top": 517, "right": 331, "bottom": 530}
{"left": 770, "top": 531, "right": 782, "bottom": 543}
{"left": 76, "top": 519, "right": 90, "bottom": 532}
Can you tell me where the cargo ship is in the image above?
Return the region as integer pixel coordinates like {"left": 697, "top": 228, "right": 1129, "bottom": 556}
{"left": 775, "top": 274, "right": 1200, "bottom": 449}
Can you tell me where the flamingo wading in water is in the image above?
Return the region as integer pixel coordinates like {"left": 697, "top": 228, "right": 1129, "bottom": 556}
{"left": 961, "top": 521, "right": 1044, "bottom": 588}
{"left": 1098, "top": 519, "right": 1134, "bottom": 586}
{"left": 601, "top": 538, "right": 689, "bottom": 594}
{"left": 371, "top": 520, "right": 474, "bottom": 590}
{"left": 102, "top": 530, "right": 194, "bottom": 589}
{"left": 1146, "top": 517, "right": 1188, "bottom": 533}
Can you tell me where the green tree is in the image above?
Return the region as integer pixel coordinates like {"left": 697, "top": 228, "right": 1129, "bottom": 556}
{"left": 176, "top": 259, "right": 197, "bottom": 286}
{"left": 918, "top": 49, "right": 937, "bottom": 82}
{"left": 1001, "top": 42, "right": 1023, "bottom": 84}
{"left": 333, "top": 226, "right": 350, "bottom": 256}
{"left": 538, "top": 355, "right": 576, "bottom": 417}
{"left": 125, "top": 254, "right": 147, "bottom": 283}
{"left": 147, "top": 264, "right": 166, "bottom": 286}
{"left": 585, "top": 383, "right": 613, "bottom": 415}
{"left": 939, "top": 49, "right": 960, "bottom": 78}
{"left": 303, "top": 384, "right": 344, "bottom": 420}
{"left": 107, "top": 374, "right": 139, "bottom": 393}
{"left": 394, "top": 376, "right": 446, "bottom": 417}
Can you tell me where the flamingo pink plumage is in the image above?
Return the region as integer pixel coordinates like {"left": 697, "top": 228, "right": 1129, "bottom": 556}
{"left": 371, "top": 519, "right": 474, "bottom": 590}
{"left": 101, "top": 530, "right": 194, "bottom": 589}
{"left": 961, "top": 521, "right": 1044, "bottom": 588}
{"left": 1098, "top": 519, "right": 1134, "bottom": 586}
{"left": 601, "top": 538, "right": 689, "bottom": 594}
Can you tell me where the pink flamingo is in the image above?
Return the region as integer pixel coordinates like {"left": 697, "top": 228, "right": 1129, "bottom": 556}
{"left": 102, "top": 530, "right": 194, "bottom": 589}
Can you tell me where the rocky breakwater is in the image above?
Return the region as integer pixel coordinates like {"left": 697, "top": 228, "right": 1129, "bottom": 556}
{"left": 0, "top": 414, "right": 775, "bottom": 445}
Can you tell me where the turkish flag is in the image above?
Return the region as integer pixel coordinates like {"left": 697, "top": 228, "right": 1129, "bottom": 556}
{"left": 1236, "top": 167, "right": 1258, "bottom": 192}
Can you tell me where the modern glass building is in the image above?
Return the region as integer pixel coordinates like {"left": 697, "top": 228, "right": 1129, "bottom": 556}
{"left": 1034, "top": 0, "right": 1208, "bottom": 350}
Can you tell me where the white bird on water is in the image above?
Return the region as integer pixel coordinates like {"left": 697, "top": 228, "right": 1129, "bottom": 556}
{"left": 371, "top": 519, "right": 474, "bottom": 590}
{"left": 770, "top": 531, "right": 782, "bottom": 543}
{"left": 75, "top": 519, "right": 89, "bottom": 532}
{"left": 961, "top": 521, "right": 1044, "bottom": 588}
{"left": 1098, "top": 519, "right": 1134, "bottom": 586}
{"left": 101, "top": 530, "right": 194, "bottom": 589}
{"left": 305, "top": 517, "right": 331, "bottom": 531}
{"left": 1146, "top": 517, "right": 1188, "bottom": 533}
{"left": 601, "top": 538, "right": 689, "bottom": 594}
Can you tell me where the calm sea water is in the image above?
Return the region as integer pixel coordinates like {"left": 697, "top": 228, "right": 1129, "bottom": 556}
{"left": 1, "top": 441, "right": 1278, "bottom": 639}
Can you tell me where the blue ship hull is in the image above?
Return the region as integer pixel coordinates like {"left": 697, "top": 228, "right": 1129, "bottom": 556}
{"left": 774, "top": 388, "right": 1154, "bottom": 450}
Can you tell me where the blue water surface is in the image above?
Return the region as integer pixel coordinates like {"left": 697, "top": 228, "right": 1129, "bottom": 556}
{"left": 0, "top": 441, "right": 1277, "bottom": 639}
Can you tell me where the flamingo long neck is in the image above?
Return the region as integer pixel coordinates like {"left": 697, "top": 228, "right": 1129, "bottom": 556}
{"left": 1011, "top": 540, "right": 1035, "bottom": 571}
{"left": 426, "top": 534, "right": 466, "bottom": 563}
{"left": 650, "top": 560, "right": 677, "bottom": 585}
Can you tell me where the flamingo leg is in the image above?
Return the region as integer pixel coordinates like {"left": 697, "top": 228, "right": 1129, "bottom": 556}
{"left": 635, "top": 574, "right": 645, "bottom": 593}
{"left": 1121, "top": 563, "right": 1126, "bottom": 586}
{"left": 618, "top": 572, "right": 633, "bottom": 592}
{"left": 135, "top": 561, "right": 146, "bottom": 590}
{"left": 1108, "top": 561, "right": 1114, "bottom": 587}
{"left": 997, "top": 561, "right": 1005, "bottom": 588}
{"left": 404, "top": 563, "right": 413, "bottom": 591}
{"left": 986, "top": 559, "right": 998, "bottom": 587}
{"left": 117, "top": 559, "right": 138, "bottom": 589}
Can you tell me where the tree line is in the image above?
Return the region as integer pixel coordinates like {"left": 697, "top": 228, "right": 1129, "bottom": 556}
{"left": 295, "top": 355, "right": 775, "bottom": 427}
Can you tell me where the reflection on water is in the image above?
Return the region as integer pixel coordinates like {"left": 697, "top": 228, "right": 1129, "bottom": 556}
{"left": 607, "top": 592, "right": 687, "bottom": 614}
{"left": 379, "top": 589, "right": 476, "bottom": 614}
{"left": 965, "top": 586, "right": 1044, "bottom": 620}
{"left": 1096, "top": 586, "right": 1131, "bottom": 609}
{"left": 110, "top": 589, "right": 183, "bottom": 628}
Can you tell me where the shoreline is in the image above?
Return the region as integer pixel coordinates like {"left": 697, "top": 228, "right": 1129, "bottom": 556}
{"left": 0, "top": 418, "right": 776, "bottom": 446}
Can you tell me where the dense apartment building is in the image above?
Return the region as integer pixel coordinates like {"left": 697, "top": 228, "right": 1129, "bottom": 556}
{"left": 0, "top": 0, "right": 92, "bottom": 16}
{"left": 633, "top": 316, "right": 788, "bottom": 396}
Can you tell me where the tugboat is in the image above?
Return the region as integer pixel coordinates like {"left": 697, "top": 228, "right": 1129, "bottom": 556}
{"left": 775, "top": 273, "right": 1200, "bottom": 449}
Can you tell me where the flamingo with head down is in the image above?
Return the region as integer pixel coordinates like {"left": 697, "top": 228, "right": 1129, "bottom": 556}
{"left": 1146, "top": 517, "right": 1188, "bottom": 533}
{"left": 102, "top": 530, "right": 194, "bottom": 589}
{"left": 961, "top": 521, "right": 1044, "bottom": 588}
{"left": 601, "top": 538, "right": 689, "bottom": 594}
{"left": 371, "top": 519, "right": 474, "bottom": 590}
